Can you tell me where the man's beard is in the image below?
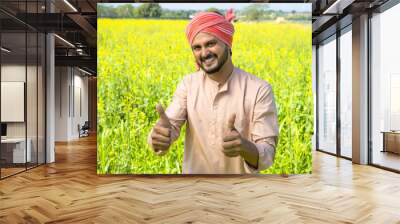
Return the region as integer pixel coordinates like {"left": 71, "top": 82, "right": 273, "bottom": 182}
{"left": 198, "top": 46, "right": 229, "bottom": 74}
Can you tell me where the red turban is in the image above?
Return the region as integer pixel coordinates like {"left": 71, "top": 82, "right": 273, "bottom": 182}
{"left": 185, "top": 9, "right": 235, "bottom": 49}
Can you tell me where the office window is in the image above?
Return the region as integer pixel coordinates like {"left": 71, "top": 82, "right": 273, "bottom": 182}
{"left": 317, "top": 36, "right": 337, "bottom": 154}
{"left": 339, "top": 28, "right": 352, "bottom": 158}
{"left": 371, "top": 3, "right": 400, "bottom": 171}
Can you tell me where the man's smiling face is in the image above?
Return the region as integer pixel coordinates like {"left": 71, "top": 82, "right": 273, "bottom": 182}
{"left": 191, "top": 32, "right": 229, "bottom": 74}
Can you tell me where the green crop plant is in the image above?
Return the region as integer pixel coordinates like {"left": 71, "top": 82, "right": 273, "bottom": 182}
{"left": 97, "top": 19, "right": 313, "bottom": 174}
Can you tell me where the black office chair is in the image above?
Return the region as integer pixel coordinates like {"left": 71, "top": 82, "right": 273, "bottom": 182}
{"left": 79, "top": 121, "right": 90, "bottom": 138}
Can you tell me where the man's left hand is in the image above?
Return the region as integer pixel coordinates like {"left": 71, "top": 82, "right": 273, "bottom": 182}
{"left": 222, "top": 114, "right": 243, "bottom": 157}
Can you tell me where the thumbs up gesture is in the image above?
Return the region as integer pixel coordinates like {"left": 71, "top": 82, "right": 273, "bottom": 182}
{"left": 150, "top": 103, "right": 172, "bottom": 155}
{"left": 222, "top": 114, "right": 243, "bottom": 157}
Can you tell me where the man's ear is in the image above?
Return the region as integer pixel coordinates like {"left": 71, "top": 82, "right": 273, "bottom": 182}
{"left": 225, "top": 43, "right": 232, "bottom": 56}
{"left": 224, "top": 43, "right": 232, "bottom": 56}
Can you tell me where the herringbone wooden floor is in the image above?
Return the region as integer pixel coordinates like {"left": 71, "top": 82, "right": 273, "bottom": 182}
{"left": 1, "top": 135, "right": 399, "bottom": 224}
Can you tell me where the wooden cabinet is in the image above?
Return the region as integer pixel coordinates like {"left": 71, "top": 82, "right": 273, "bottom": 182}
{"left": 382, "top": 132, "right": 400, "bottom": 154}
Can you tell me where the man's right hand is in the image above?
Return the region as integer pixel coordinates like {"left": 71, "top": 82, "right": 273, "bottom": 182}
{"left": 151, "top": 103, "right": 172, "bottom": 155}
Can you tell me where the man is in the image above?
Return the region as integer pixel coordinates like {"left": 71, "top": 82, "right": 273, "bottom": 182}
{"left": 148, "top": 10, "right": 279, "bottom": 174}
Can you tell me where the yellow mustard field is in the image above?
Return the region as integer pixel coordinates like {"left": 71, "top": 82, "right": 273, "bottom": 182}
{"left": 97, "top": 19, "right": 313, "bottom": 174}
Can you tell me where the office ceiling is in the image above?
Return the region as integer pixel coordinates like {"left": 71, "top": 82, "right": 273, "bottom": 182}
{"left": 0, "top": 0, "right": 98, "bottom": 75}
{"left": 311, "top": 0, "right": 391, "bottom": 44}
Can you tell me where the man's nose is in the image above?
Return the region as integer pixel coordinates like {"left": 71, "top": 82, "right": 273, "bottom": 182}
{"left": 200, "top": 48, "right": 210, "bottom": 58}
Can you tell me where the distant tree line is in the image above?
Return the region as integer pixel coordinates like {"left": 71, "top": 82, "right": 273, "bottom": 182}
{"left": 98, "top": 3, "right": 311, "bottom": 21}
{"left": 98, "top": 3, "right": 195, "bottom": 19}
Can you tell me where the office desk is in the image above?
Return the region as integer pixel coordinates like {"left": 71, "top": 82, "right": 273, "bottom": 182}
{"left": 1, "top": 138, "right": 31, "bottom": 163}
{"left": 381, "top": 131, "right": 400, "bottom": 154}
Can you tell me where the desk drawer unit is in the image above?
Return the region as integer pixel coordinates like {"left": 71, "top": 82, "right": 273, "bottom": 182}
{"left": 383, "top": 132, "right": 400, "bottom": 154}
{"left": 1, "top": 138, "right": 32, "bottom": 164}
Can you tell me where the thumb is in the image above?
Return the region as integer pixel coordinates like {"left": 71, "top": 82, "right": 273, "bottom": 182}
{"left": 227, "top": 114, "right": 236, "bottom": 131}
{"left": 156, "top": 103, "right": 171, "bottom": 127}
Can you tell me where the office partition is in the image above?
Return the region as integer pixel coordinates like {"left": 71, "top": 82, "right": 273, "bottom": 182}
{"left": 317, "top": 35, "right": 337, "bottom": 155}
{"left": 0, "top": 0, "right": 47, "bottom": 179}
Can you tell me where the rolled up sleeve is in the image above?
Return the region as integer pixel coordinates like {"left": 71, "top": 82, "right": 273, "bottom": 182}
{"left": 246, "top": 83, "right": 279, "bottom": 172}
{"left": 165, "top": 77, "right": 188, "bottom": 143}
{"left": 147, "top": 76, "right": 188, "bottom": 153}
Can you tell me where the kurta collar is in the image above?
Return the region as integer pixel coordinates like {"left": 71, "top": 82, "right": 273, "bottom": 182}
{"left": 202, "top": 67, "right": 236, "bottom": 93}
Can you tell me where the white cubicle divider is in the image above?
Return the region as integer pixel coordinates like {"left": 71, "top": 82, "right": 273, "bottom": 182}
{"left": 1, "top": 138, "right": 32, "bottom": 163}
{"left": 13, "top": 138, "right": 32, "bottom": 163}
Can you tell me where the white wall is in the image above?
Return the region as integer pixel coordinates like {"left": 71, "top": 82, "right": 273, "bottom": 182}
{"left": 55, "top": 67, "right": 89, "bottom": 141}
{"left": 55, "top": 66, "right": 69, "bottom": 141}
{"left": 1, "top": 65, "right": 25, "bottom": 81}
{"left": 72, "top": 72, "right": 89, "bottom": 138}
{"left": 1, "top": 63, "right": 46, "bottom": 164}
{"left": 1, "top": 65, "right": 26, "bottom": 139}
{"left": 1, "top": 65, "right": 39, "bottom": 137}
{"left": 1, "top": 82, "right": 25, "bottom": 122}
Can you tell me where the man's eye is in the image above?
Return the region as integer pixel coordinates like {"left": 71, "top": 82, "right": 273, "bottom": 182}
{"left": 207, "top": 42, "right": 216, "bottom": 47}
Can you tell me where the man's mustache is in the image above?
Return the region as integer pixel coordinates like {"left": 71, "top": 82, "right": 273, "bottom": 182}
{"left": 201, "top": 54, "right": 217, "bottom": 62}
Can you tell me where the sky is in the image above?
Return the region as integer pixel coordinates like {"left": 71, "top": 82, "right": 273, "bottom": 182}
{"left": 102, "top": 3, "right": 311, "bottom": 12}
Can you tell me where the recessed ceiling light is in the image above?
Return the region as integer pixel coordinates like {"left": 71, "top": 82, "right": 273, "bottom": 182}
{"left": 1, "top": 47, "right": 11, "bottom": 53}
{"left": 63, "top": 0, "right": 78, "bottom": 12}
{"left": 78, "top": 67, "right": 92, "bottom": 76}
{"left": 54, "top": 34, "right": 75, "bottom": 48}
{"left": 323, "top": 0, "right": 354, "bottom": 15}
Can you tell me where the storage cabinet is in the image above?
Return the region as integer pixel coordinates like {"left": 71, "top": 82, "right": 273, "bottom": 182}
{"left": 382, "top": 132, "right": 400, "bottom": 154}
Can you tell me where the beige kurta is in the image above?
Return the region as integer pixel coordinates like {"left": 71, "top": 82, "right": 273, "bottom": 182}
{"left": 148, "top": 67, "right": 279, "bottom": 174}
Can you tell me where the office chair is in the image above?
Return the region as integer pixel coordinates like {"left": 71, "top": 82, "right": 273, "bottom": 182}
{"left": 79, "top": 121, "right": 90, "bottom": 138}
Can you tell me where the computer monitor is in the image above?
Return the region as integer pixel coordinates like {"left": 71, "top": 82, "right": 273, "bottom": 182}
{"left": 1, "top": 123, "right": 7, "bottom": 137}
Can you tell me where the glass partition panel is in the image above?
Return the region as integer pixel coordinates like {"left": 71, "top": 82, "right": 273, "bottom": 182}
{"left": 0, "top": 0, "right": 47, "bottom": 179}
{"left": 317, "top": 36, "right": 337, "bottom": 154}
{"left": 1, "top": 30, "right": 27, "bottom": 177}
{"left": 27, "top": 30, "right": 38, "bottom": 169}
{"left": 339, "top": 28, "right": 352, "bottom": 158}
